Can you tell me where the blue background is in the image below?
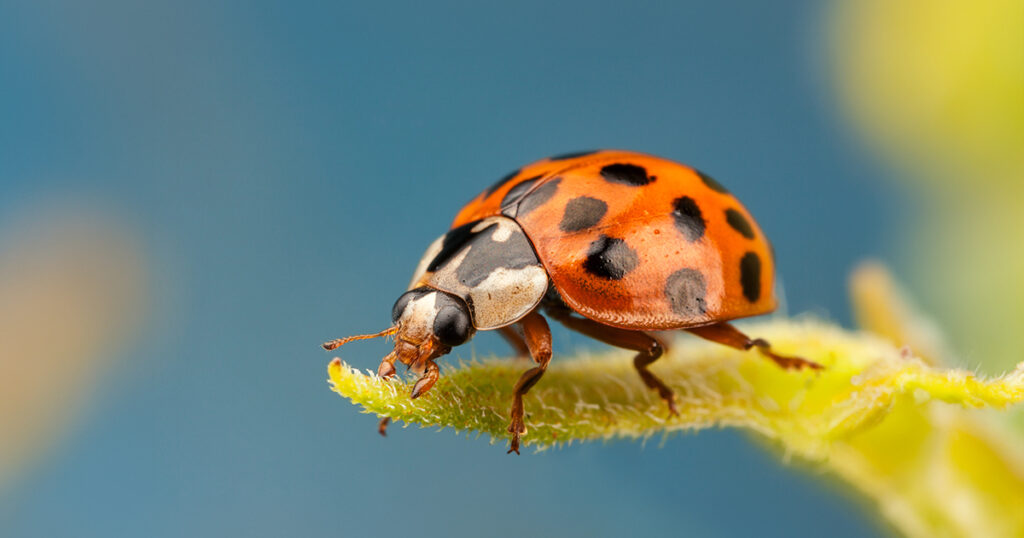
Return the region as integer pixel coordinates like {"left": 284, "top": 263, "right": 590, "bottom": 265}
{"left": 1, "top": 1, "right": 897, "bottom": 536}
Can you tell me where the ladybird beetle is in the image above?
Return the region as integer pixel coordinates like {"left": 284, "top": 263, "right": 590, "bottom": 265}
{"left": 324, "top": 150, "right": 822, "bottom": 454}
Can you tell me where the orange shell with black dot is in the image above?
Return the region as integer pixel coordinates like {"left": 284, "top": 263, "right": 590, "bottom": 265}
{"left": 451, "top": 150, "right": 777, "bottom": 330}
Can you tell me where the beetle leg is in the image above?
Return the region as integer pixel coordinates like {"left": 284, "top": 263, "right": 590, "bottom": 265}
{"left": 687, "top": 322, "right": 823, "bottom": 371}
{"left": 411, "top": 359, "right": 441, "bottom": 399}
{"left": 507, "top": 310, "right": 552, "bottom": 455}
{"left": 498, "top": 325, "right": 531, "bottom": 360}
{"left": 375, "top": 351, "right": 398, "bottom": 436}
{"left": 546, "top": 309, "right": 677, "bottom": 416}
{"left": 376, "top": 350, "right": 398, "bottom": 379}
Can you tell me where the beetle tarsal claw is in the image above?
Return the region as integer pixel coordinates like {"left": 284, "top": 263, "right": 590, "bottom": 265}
{"left": 376, "top": 352, "right": 397, "bottom": 379}
{"left": 377, "top": 361, "right": 396, "bottom": 378}
{"left": 752, "top": 339, "right": 825, "bottom": 371}
{"left": 410, "top": 360, "right": 440, "bottom": 399}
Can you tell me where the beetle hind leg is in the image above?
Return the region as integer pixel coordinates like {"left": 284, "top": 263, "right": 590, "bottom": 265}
{"left": 687, "top": 322, "right": 823, "bottom": 371}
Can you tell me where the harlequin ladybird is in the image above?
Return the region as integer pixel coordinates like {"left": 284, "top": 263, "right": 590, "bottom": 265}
{"left": 324, "top": 150, "right": 822, "bottom": 454}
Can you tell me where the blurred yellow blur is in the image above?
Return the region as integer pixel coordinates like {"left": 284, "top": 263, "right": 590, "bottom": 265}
{"left": 830, "top": 0, "right": 1024, "bottom": 372}
{"left": 847, "top": 263, "right": 1024, "bottom": 538}
{"left": 831, "top": 0, "right": 1024, "bottom": 194}
{"left": 0, "top": 204, "right": 147, "bottom": 490}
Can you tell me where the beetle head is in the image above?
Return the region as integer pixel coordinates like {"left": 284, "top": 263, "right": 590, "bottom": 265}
{"left": 322, "top": 287, "right": 474, "bottom": 382}
{"left": 383, "top": 287, "right": 473, "bottom": 374}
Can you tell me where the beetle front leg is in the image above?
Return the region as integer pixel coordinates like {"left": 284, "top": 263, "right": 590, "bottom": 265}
{"left": 506, "top": 310, "right": 552, "bottom": 454}
{"left": 374, "top": 351, "right": 399, "bottom": 436}
{"left": 376, "top": 351, "right": 398, "bottom": 379}
{"left": 411, "top": 359, "right": 440, "bottom": 399}
{"left": 374, "top": 359, "right": 442, "bottom": 437}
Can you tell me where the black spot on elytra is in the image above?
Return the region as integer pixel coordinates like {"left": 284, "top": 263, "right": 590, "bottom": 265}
{"left": 548, "top": 150, "right": 598, "bottom": 161}
{"left": 484, "top": 168, "right": 521, "bottom": 197}
{"left": 427, "top": 220, "right": 484, "bottom": 272}
{"left": 600, "top": 163, "right": 655, "bottom": 186}
{"left": 515, "top": 177, "right": 561, "bottom": 217}
{"left": 671, "top": 196, "right": 705, "bottom": 242}
{"left": 696, "top": 169, "right": 729, "bottom": 194}
{"left": 453, "top": 223, "right": 539, "bottom": 288}
{"left": 499, "top": 175, "right": 543, "bottom": 213}
{"left": 664, "top": 269, "right": 707, "bottom": 318}
{"left": 559, "top": 196, "right": 608, "bottom": 232}
{"left": 740, "top": 252, "right": 761, "bottom": 302}
{"left": 725, "top": 208, "right": 755, "bottom": 239}
{"left": 583, "top": 235, "right": 638, "bottom": 280}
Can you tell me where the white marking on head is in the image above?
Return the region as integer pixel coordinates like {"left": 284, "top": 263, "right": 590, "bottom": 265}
{"left": 398, "top": 291, "right": 438, "bottom": 343}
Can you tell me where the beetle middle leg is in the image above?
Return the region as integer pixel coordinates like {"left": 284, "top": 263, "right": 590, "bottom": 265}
{"left": 547, "top": 309, "right": 677, "bottom": 415}
{"left": 506, "top": 310, "right": 552, "bottom": 455}
{"left": 687, "top": 322, "right": 823, "bottom": 371}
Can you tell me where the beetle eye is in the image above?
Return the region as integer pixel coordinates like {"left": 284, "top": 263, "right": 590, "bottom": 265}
{"left": 433, "top": 305, "right": 471, "bottom": 347}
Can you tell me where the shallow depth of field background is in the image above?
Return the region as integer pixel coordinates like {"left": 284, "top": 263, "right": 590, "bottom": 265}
{"left": 2, "top": 1, "right": 1018, "bottom": 537}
